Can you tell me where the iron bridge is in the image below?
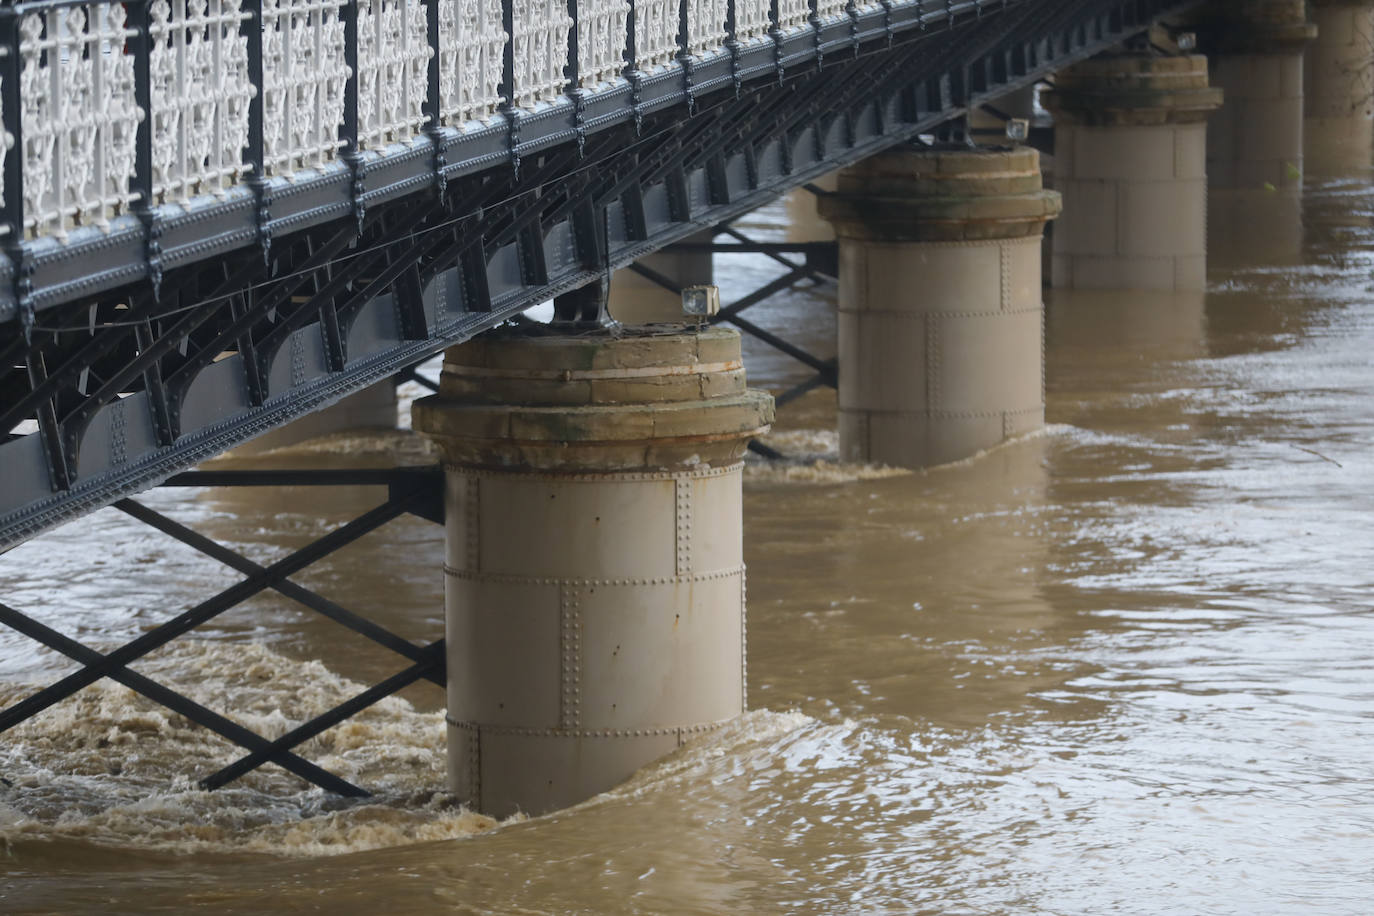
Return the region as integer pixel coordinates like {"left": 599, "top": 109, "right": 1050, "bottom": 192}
{"left": 0, "top": 0, "right": 1193, "bottom": 552}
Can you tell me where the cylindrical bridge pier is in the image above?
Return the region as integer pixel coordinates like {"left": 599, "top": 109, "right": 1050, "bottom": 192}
{"left": 414, "top": 326, "right": 772, "bottom": 817}
{"left": 818, "top": 146, "right": 1061, "bottom": 468}
{"left": 1044, "top": 54, "right": 1222, "bottom": 291}
{"left": 1304, "top": 0, "right": 1374, "bottom": 175}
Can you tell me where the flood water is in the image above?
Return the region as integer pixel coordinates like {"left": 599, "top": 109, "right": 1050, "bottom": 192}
{"left": 3, "top": 173, "right": 1374, "bottom": 914}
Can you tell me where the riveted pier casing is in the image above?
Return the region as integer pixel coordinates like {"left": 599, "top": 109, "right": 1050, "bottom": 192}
{"left": 1304, "top": 0, "right": 1374, "bottom": 175}
{"left": 817, "top": 147, "right": 1061, "bottom": 468}
{"left": 413, "top": 327, "right": 772, "bottom": 817}
{"left": 1042, "top": 55, "right": 1222, "bottom": 291}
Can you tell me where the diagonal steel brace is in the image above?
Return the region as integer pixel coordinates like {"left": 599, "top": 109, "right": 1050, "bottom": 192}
{"left": 115, "top": 498, "right": 444, "bottom": 686}
{"left": 201, "top": 639, "right": 445, "bottom": 791}
{"left": 0, "top": 489, "right": 424, "bottom": 735}
{"left": 0, "top": 600, "right": 367, "bottom": 796}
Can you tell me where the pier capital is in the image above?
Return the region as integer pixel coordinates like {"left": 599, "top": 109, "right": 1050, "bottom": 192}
{"left": 414, "top": 326, "right": 772, "bottom": 473}
{"left": 1183, "top": 0, "right": 1317, "bottom": 53}
{"left": 1042, "top": 54, "right": 1223, "bottom": 128}
{"left": 817, "top": 146, "right": 1061, "bottom": 244}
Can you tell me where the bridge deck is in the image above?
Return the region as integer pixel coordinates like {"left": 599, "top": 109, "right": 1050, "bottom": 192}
{"left": 0, "top": 0, "right": 1186, "bottom": 551}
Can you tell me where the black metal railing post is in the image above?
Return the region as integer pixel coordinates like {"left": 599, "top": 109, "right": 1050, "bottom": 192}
{"left": 845, "top": 0, "right": 859, "bottom": 58}
{"left": 624, "top": 0, "right": 644, "bottom": 133}
{"left": 565, "top": 0, "right": 589, "bottom": 154}
{"left": 726, "top": 0, "right": 742, "bottom": 95}
{"left": 128, "top": 0, "right": 163, "bottom": 300}
{"left": 342, "top": 0, "right": 366, "bottom": 236}
{"left": 768, "top": 0, "right": 784, "bottom": 83}
{"left": 0, "top": 6, "right": 30, "bottom": 337}
{"left": 242, "top": 0, "right": 272, "bottom": 265}
{"left": 501, "top": 0, "right": 520, "bottom": 175}
{"left": 424, "top": 0, "right": 447, "bottom": 197}
{"left": 808, "top": 0, "right": 823, "bottom": 70}
{"left": 677, "top": 0, "right": 695, "bottom": 113}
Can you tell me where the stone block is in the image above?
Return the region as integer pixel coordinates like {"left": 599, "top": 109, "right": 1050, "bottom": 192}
{"left": 1118, "top": 178, "right": 1207, "bottom": 257}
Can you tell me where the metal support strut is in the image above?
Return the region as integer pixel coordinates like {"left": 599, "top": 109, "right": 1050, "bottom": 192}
{"left": 0, "top": 468, "right": 446, "bottom": 796}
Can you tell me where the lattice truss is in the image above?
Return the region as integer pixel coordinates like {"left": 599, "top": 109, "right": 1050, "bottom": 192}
{"left": 0, "top": 0, "right": 1182, "bottom": 559}
{"left": 18, "top": 4, "right": 140, "bottom": 237}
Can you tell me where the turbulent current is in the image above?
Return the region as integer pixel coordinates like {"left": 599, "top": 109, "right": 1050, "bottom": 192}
{"left": 3, "top": 180, "right": 1374, "bottom": 913}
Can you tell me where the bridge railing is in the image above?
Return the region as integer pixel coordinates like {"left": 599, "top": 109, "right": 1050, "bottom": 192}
{"left": 0, "top": 0, "right": 881, "bottom": 246}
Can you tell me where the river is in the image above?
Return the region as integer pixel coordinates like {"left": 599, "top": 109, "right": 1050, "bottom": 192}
{"left": 1, "top": 173, "right": 1373, "bottom": 914}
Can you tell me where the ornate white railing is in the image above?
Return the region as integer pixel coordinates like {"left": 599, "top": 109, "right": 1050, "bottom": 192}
{"left": 149, "top": 0, "right": 255, "bottom": 206}
{"left": 17, "top": 4, "right": 141, "bottom": 238}
{"left": 734, "top": 0, "right": 771, "bottom": 42}
{"left": 438, "top": 0, "right": 507, "bottom": 123}
{"left": 261, "top": 0, "right": 349, "bottom": 175}
{"left": 0, "top": 57, "right": 8, "bottom": 231}
{"left": 0, "top": 0, "right": 876, "bottom": 244}
{"left": 684, "top": 0, "right": 726, "bottom": 56}
{"left": 577, "top": 0, "right": 629, "bottom": 86}
{"left": 511, "top": 0, "right": 573, "bottom": 108}
{"left": 357, "top": 0, "right": 434, "bottom": 150}
{"left": 776, "top": 0, "right": 811, "bottom": 31}
{"left": 634, "top": 0, "right": 678, "bottom": 71}
{"left": 814, "top": 0, "right": 849, "bottom": 19}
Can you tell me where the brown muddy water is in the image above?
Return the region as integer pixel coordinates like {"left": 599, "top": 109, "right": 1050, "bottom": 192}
{"left": 3, "top": 178, "right": 1374, "bottom": 915}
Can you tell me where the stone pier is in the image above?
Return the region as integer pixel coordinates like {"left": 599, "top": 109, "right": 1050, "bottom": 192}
{"left": 818, "top": 146, "right": 1060, "bottom": 468}
{"left": 1183, "top": 0, "right": 1316, "bottom": 264}
{"left": 1304, "top": 0, "right": 1374, "bottom": 174}
{"left": 784, "top": 173, "right": 838, "bottom": 243}
{"left": 1043, "top": 54, "right": 1222, "bottom": 291}
{"left": 1191, "top": 0, "right": 1316, "bottom": 191}
{"left": 413, "top": 326, "right": 772, "bottom": 817}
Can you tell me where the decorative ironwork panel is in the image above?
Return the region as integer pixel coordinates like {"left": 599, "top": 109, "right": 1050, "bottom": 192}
{"left": 357, "top": 0, "right": 433, "bottom": 150}
{"left": 776, "top": 0, "right": 810, "bottom": 31}
{"left": 578, "top": 0, "right": 629, "bottom": 86}
{"left": 684, "top": 0, "right": 726, "bottom": 56}
{"left": 438, "top": 0, "right": 507, "bottom": 124}
{"left": 734, "top": 0, "right": 770, "bottom": 42}
{"left": 149, "top": 0, "right": 255, "bottom": 206}
{"left": 511, "top": 0, "right": 572, "bottom": 109}
{"left": 19, "top": 4, "right": 141, "bottom": 238}
{"left": 261, "top": 0, "right": 350, "bottom": 176}
{"left": 0, "top": 63, "right": 7, "bottom": 223}
{"left": 634, "top": 0, "right": 677, "bottom": 71}
{"left": 814, "top": 0, "right": 848, "bottom": 19}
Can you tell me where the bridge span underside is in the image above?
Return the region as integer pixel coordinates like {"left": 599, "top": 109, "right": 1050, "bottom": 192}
{"left": 0, "top": 0, "right": 1186, "bottom": 550}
